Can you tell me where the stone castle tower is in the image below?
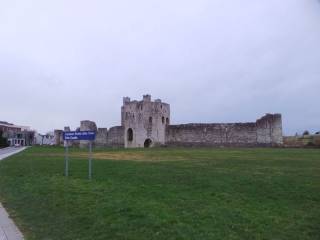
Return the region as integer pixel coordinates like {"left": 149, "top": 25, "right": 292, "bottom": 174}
{"left": 54, "top": 95, "right": 283, "bottom": 148}
{"left": 121, "top": 95, "right": 170, "bottom": 148}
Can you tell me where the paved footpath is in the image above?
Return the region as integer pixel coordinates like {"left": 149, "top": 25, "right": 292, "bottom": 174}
{"left": 0, "top": 147, "right": 27, "bottom": 240}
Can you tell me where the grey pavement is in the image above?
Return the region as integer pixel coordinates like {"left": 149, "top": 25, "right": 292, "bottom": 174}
{"left": 0, "top": 147, "right": 27, "bottom": 161}
{"left": 0, "top": 147, "right": 27, "bottom": 240}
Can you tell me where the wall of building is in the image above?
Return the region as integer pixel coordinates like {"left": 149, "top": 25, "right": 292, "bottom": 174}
{"left": 35, "top": 133, "right": 55, "bottom": 145}
{"left": 1, "top": 121, "right": 35, "bottom": 146}
{"left": 165, "top": 114, "right": 283, "bottom": 147}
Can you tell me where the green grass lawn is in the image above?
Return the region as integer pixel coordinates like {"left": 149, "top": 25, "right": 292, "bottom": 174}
{"left": 0, "top": 146, "right": 319, "bottom": 240}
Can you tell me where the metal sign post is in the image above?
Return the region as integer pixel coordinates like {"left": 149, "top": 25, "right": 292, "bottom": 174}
{"left": 62, "top": 131, "right": 96, "bottom": 180}
{"left": 89, "top": 141, "right": 92, "bottom": 180}
{"left": 64, "top": 140, "right": 69, "bottom": 177}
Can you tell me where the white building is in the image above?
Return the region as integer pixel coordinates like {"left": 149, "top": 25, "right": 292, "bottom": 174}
{"left": 34, "top": 132, "right": 55, "bottom": 145}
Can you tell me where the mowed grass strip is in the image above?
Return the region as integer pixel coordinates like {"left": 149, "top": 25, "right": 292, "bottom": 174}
{"left": 0, "top": 146, "right": 319, "bottom": 240}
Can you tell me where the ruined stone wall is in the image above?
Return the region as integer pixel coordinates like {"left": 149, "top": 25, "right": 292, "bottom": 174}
{"left": 55, "top": 121, "right": 124, "bottom": 148}
{"left": 107, "top": 126, "right": 124, "bottom": 147}
{"left": 54, "top": 96, "right": 283, "bottom": 149}
{"left": 95, "top": 126, "right": 124, "bottom": 147}
{"left": 256, "top": 114, "right": 283, "bottom": 145}
{"left": 165, "top": 123, "right": 257, "bottom": 147}
{"left": 54, "top": 130, "right": 63, "bottom": 146}
{"left": 80, "top": 120, "right": 97, "bottom": 148}
{"left": 165, "top": 114, "right": 283, "bottom": 147}
{"left": 95, "top": 128, "right": 108, "bottom": 147}
{"left": 94, "top": 127, "right": 124, "bottom": 147}
{"left": 64, "top": 126, "right": 73, "bottom": 147}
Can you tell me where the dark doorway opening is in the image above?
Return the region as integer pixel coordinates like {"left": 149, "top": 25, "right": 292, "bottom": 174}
{"left": 127, "top": 128, "right": 133, "bottom": 142}
{"left": 144, "top": 139, "right": 152, "bottom": 148}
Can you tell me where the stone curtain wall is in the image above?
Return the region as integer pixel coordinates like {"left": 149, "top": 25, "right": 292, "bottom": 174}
{"left": 95, "top": 128, "right": 108, "bottom": 147}
{"left": 165, "top": 123, "right": 257, "bottom": 147}
{"left": 95, "top": 126, "right": 124, "bottom": 147}
{"left": 55, "top": 114, "right": 282, "bottom": 148}
{"left": 256, "top": 114, "right": 283, "bottom": 145}
{"left": 55, "top": 123, "right": 124, "bottom": 148}
{"left": 165, "top": 114, "right": 283, "bottom": 147}
{"left": 107, "top": 126, "right": 124, "bottom": 147}
{"left": 54, "top": 130, "right": 63, "bottom": 146}
{"left": 80, "top": 120, "right": 98, "bottom": 148}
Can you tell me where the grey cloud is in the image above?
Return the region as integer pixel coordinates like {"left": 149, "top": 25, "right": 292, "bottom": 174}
{"left": 0, "top": 0, "right": 319, "bottom": 134}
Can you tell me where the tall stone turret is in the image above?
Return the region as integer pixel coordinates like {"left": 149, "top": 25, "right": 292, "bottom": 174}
{"left": 122, "top": 94, "right": 170, "bottom": 148}
{"left": 54, "top": 129, "right": 63, "bottom": 146}
{"left": 256, "top": 113, "right": 283, "bottom": 146}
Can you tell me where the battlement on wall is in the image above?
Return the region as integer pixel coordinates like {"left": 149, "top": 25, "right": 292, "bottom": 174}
{"left": 123, "top": 97, "right": 131, "bottom": 104}
{"left": 123, "top": 95, "right": 164, "bottom": 105}
{"left": 143, "top": 94, "right": 151, "bottom": 102}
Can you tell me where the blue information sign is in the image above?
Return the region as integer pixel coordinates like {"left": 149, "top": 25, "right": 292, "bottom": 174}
{"left": 63, "top": 131, "right": 96, "bottom": 141}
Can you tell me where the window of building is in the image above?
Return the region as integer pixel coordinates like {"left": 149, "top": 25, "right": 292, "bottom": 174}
{"left": 162, "top": 117, "right": 165, "bottom": 124}
{"left": 166, "top": 118, "right": 170, "bottom": 125}
{"left": 149, "top": 117, "right": 152, "bottom": 123}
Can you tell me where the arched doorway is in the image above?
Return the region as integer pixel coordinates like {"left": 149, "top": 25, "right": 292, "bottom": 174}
{"left": 127, "top": 128, "right": 133, "bottom": 142}
{"left": 144, "top": 139, "right": 152, "bottom": 148}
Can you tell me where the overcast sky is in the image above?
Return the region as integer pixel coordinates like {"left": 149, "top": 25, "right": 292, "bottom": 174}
{"left": 1, "top": 0, "right": 319, "bottom": 135}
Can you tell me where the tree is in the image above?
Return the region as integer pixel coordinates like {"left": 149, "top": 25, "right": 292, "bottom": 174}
{"left": 303, "top": 130, "right": 310, "bottom": 136}
{"left": 0, "top": 130, "right": 9, "bottom": 148}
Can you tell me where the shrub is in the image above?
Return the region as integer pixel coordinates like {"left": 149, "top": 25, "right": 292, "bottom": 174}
{"left": 0, "top": 130, "right": 9, "bottom": 148}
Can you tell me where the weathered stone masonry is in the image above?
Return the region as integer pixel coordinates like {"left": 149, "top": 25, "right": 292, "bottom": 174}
{"left": 165, "top": 114, "right": 283, "bottom": 147}
{"left": 54, "top": 95, "right": 283, "bottom": 148}
{"left": 54, "top": 122, "right": 124, "bottom": 148}
{"left": 122, "top": 95, "right": 170, "bottom": 148}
